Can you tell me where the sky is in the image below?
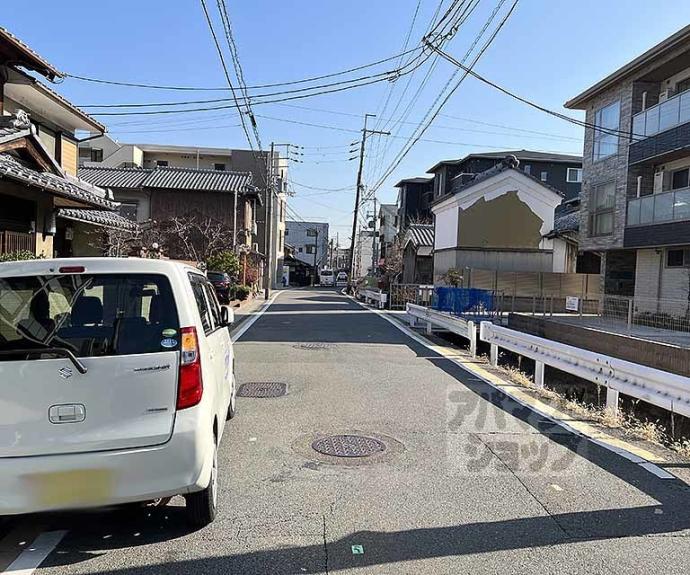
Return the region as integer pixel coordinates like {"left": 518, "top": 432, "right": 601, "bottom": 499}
{"left": 6, "top": 1, "right": 690, "bottom": 242}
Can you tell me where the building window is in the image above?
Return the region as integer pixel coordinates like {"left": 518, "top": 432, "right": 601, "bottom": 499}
{"left": 306, "top": 244, "right": 315, "bottom": 254}
{"left": 284, "top": 228, "right": 289, "bottom": 236}
{"left": 214, "top": 163, "right": 226, "bottom": 171}
{"left": 119, "top": 202, "right": 138, "bottom": 221}
{"left": 566, "top": 167, "right": 583, "bottom": 183}
{"left": 523, "top": 164, "right": 531, "bottom": 175}
{"left": 156, "top": 160, "right": 168, "bottom": 167}
{"left": 589, "top": 181, "right": 615, "bottom": 236}
{"left": 540, "top": 171, "right": 548, "bottom": 182}
{"left": 677, "top": 77, "right": 690, "bottom": 95}
{"left": 593, "top": 101, "right": 620, "bottom": 161}
{"left": 306, "top": 229, "right": 317, "bottom": 237}
{"left": 298, "top": 247, "right": 303, "bottom": 253}
{"left": 91, "top": 149, "right": 103, "bottom": 162}
{"left": 672, "top": 168, "right": 690, "bottom": 190}
{"left": 666, "top": 248, "right": 690, "bottom": 267}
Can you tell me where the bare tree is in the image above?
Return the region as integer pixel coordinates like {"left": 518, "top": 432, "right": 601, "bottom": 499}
{"left": 161, "top": 214, "right": 234, "bottom": 263}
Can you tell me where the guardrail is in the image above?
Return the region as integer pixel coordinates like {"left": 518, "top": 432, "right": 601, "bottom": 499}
{"left": 480, "top": 322, "right": 690, "bottom": 418}
{"left": 360, "top": 288, "right": 388, "bottom": 309}
{"left": 406, "top": 303, "right": 477, "bottom": 357}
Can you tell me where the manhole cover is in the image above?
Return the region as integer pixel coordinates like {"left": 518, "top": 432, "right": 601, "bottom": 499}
{"left": 294, "top": 343, "right": 333, "bottom": 350}
{"left": 237, "top": 382, "right": 287, "bottom": 398}
{"left": 311, "top": 435, "right": 386, "bottom": 458}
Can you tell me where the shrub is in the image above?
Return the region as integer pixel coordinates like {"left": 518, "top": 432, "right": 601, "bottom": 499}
{"left": 206, "top": 250, "right": 240, "bottom": 278}
{"left": 0, "top": 251, "right": 40, "bottom": 262}
{"left": 235, "top": 285, "right": 251, "bottom": 301}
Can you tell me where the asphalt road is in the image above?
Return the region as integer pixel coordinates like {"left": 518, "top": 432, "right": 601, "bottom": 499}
{"left": 3, "top": 288, "right": 690, "bottom": 574}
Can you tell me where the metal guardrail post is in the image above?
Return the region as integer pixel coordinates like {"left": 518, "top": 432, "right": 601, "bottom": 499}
{"left": 490, "top": 343, "right": 498, "bottom": 367}
{"left": 534, "top": 361, "right": 545, "bottom": 389}
{"left": 468, "top": 320, "right": 477, "bottom": 358}
{"left": 606, "top": 388, "right": 620, "bottom": 415}
{"left": 426, "top": 321, "right": 433, "bottom": 336}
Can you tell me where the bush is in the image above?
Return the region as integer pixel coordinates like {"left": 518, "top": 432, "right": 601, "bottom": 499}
{"left": 235, "top": 285, "right": 251, "bottom": 301}
{"left": 0, "top": 251, "right": 40, "bottom": 262}
{"left": 206, "top": 251, "right": 240, "bottom": 278}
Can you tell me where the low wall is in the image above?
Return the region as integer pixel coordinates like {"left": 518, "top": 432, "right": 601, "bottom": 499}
{"left": 507, "top": 313, "right": 690, "bottom": 377}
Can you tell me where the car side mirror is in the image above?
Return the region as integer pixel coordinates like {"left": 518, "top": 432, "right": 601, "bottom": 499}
{"left": 220, "top": 305, "right": 235, "bottom": 326}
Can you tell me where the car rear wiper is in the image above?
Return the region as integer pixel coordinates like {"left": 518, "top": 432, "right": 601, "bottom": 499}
{"left": 0, "top": 347, "right": 88, "bottom": 374}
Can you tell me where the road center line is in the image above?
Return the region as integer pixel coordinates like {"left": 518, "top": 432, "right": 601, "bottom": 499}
{"left": 2, "top": 530, "right": 67, "bottom": 575}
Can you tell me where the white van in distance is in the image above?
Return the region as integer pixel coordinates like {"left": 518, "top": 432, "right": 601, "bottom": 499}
{"left": 319, "top": 268, "right": 335, "bottom": 287}
{"left": 0, "top": 258, "right": 237, "bottom": 526}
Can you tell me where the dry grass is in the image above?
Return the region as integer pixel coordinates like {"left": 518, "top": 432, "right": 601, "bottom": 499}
{"left": 491, "top": 362, "right": 687, "bottom": 457}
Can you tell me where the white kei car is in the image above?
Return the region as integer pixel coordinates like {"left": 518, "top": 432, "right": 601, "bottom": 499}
{"left": 0, "top": 258, "right": 237, "bottom": 526}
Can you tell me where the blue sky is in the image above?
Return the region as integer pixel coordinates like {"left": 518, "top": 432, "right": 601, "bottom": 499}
{"left": 6, "top": 1, "right": 690, "bottom": 241}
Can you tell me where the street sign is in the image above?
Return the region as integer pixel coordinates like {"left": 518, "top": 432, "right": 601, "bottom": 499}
{"left": 565, "top": 296, "right": 579, "bottom": 312}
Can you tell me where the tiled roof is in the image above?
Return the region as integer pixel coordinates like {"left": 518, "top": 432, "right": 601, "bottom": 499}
{"left": 0, "top": 26, "right": 63, "bottom": 80}
{"left": 79, "top": 166, "right": 152, "bottom": 188}
{"left": 144, "top": 166, "right": 253, "bottom": 192}
{"left": 406, "top": 223, "right": 434, "bottom": 248}
{"left": 427, "top": 150, "right": 582, "bottom": 173}
{"left": 554, "top": 210, "right": 580, "bottom": 234}
{"left": 56, "top": 208, "right": 138, "bottom": 231}
{"left": 0, "top": 124, "right": 30, "bottom": 143}
{"left": 79, "top": 165, "right": 255, "bottom": 194}
{"left": 0, "top": 154, "right": 117, "bottom": 210}
{"left": 0, "top": 111, "right": 32, "bottom": 143}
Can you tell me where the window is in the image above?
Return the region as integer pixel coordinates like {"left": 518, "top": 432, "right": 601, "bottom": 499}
{"left": 667, "top": 248, "right": 690, "bottom": 268}
{"left": 156, "top": 160, "right": 169, "bottom": 167}
{"left": 677, "top": 77, "right": 690, "bottom": 95}
{"left": 540, "top": 171, "right": 548, "bottom": 182}
{"left": 306, "top": 244, "right": 315, "bottom": 254}
{"left": 298, "top": 247, "right": 303, "bottom": 253}
{"left": 589, "top": 181, "right": 616, "bottom": 236}
{"left": 189, "top": 275, "right": 212, "bottom": 334}
{"left": 90, "top": 149, "right": 103, "bottom": 162}
{"left": 284, "top": 228, "right": 289, "bottom": 236}
{"left": 202, "top": 281, "right": 222, "bottom": 330}
{"left": 523, "top": 164, "right": 531, "bottom": 175}
{"left": 119, "top": 202, "right": 138, "bottom": 221}
{"left": 672, "top": 168, "right": 690, "bottom": 190}
{"left": 0, "top": 274, "right": 179, "bottom": 358}
{"left": 214, "top": 163, "right": 226, "bottom": 171}
{"left": 593, "top": 101, "right": 620, "bottom": 161}
{"left": 566, "top": 167, "right": 583, "bottom": 183}
{"left": 306, "top": 229, "right": 317, "bottom": 237}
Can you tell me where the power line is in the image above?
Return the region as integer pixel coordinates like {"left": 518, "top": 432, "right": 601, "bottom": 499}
{"left": 63, "top": 46, "right": 425, "bottom": 92}
{"left": 368, "top": 0, "right": 520, "bottom": 197}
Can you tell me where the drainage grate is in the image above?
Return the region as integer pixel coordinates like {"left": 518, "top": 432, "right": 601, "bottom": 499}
{"left": 294, "top": 343, "right": 334, "bottom": 351}
{"left": 237, "top": 382, "right": 287, "bottom": 398}
{"left": 311, "top": 435, "right": 386, "bottom": 458}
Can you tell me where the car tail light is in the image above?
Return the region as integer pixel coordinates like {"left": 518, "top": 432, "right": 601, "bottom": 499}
{"left": 59, "top": 266, "right": 85, "bottom": 273}
{"left": 177, "top": 326, "right": 203, "bottom": 409}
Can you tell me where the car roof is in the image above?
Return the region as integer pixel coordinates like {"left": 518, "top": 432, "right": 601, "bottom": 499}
{"left": 0, "top": 257, "right": 201, "bottom": 278}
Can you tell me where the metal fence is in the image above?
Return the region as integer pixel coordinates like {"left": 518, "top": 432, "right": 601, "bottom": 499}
{"left": 389, "top": 283, "right": 434, "bottom": 310}
{"left": 516, "top": 293, "right": 690, "bottom": 335}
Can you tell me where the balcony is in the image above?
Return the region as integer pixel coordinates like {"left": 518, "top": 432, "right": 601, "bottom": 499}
{"left": 629, "top": 90, "right": 690, "bottom": 164}
{"left": 0, "top": 230, "right": 35, "bottom": 255}
{"left": 625, "top": 188, "right": 690, "bottom": 247}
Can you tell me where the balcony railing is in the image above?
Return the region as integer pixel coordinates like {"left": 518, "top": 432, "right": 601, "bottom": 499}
{"left": 632, "top": 90, "right": 690, "bottom": 140}
{"left": 0, "top": 230, "right": 35, "bottom": 254}
{"left": 627, "top": 187, "right": 690, "bottom": 226}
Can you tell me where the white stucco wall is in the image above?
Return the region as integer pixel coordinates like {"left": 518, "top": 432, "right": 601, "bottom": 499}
{"left": 433, "top": 204, "right": 458, "bottom": 250}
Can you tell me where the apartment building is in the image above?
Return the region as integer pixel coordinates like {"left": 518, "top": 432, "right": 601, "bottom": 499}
{"left": 566, "top": 24, "right": 690, "bottom": 301}
{"left": 284, "top": 221, "right": 329, "bottom": 271}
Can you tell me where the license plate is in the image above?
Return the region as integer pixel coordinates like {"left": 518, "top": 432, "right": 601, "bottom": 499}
{"left": 25, "top": 469, "right": 114, "bottom": 507}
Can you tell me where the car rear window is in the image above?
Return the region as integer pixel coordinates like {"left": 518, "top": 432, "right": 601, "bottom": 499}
{"left": 207, "top": 272, "right": 224, "bottom": 281}
{"left": 0, "top": 273, "right": 179, "bottom": 358}
{"left": 321, "top": 271, "right": 333, "bottom": 276}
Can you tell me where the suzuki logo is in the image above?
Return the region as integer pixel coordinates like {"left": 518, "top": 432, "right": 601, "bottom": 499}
{"left": 58, "top": 367, "right": 73, "bottom": 379}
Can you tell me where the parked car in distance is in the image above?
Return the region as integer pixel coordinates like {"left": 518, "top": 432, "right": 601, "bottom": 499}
{"left": 0, "top": 258, "right": 237, "bottom": 526}
{"left": 319, "top": 269, "right": 335, "bottom": 287}
{"left": 207, "top": 271, "right": 233, "bottom": 304}
{"left": 336, "top": 271, "right": 348, "bottom": 286}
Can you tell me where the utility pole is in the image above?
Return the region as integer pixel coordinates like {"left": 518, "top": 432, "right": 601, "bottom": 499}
{"left": 371, "top": 195, "right": 378, "bottom": 278}
{"left": 348, "top": 113, "right": 389, "bottom": 290}
{"left": 263, "top": 142, "right": 275, "bottom": 299}
{"left": 309, "top": 227, "right": 319, "bottom": 286}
